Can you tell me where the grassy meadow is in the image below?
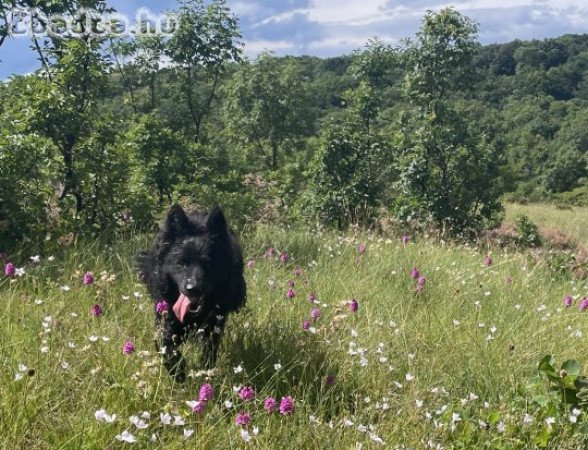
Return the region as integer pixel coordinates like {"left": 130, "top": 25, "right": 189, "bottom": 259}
{"left": 505, "top": 203, "right": 588, "bottom": 247}
{"left": 1, "top": 219, "right": 588, "bottom": 449}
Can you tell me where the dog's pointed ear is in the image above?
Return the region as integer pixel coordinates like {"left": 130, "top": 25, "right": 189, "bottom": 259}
{"left": 206, "top": 206, "right": 228, "bottom": 235}
{"left": 164, "top": 204, "right": 190, "bottom": 236}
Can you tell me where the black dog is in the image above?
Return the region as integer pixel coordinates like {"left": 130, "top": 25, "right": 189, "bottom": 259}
{"left": 137, "top": 204, "right": 246, "bottom": 381}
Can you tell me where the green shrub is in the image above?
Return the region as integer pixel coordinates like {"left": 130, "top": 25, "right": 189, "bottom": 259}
{"left": 515, "top": 214, "right": 543, "bottom": 247}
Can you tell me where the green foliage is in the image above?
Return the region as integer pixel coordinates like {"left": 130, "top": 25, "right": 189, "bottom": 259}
{"left": 553, "top": 183, "right": 588, "bottom": 207}
{"left": 167, "top": 0, "right": 241, "bottom": 70}
{"left": 543, "top": 147, "right": 587, "bottom": 193}
{"left": 515, "top": 214, "right": 543, "bottom": 248}
{"left": 0, "top": 0, "right": 247, "bottom": 245}
{"left": 296, "top": 39, "right": 400, "bottom": 230}
{"left": 3, "top": 2, "right": 588, "bottom": 244}
{"left": 73, "top": 117, "right": 135, "bottom": 234}
{"left": 403, "top": 8, "right": 479, "bottom": 108}
{"left": 0, "top": 130, "right": 57, "bottom": 245}
{"left": 350, "top": 38, "right": 398, "bottom": 89}
{"left": 177, "top": 170, "right": 259, "bottom": 230}
{"left": 299, "top": 121, "right": 388, "bottom": 229}
{"left": 537, "top": 355, "right": 588, "bottom": 410}
{"left": 221, "top": 53, "right": 312, "bottom": 170}
{"left": 397, "top": 9, "right": 504, "bottom": 232}
{"left": 167, "top": 0, "right": 242, "bottom": 141}
{"left": 126, "top": 114, "right": 191, "bottom": 204}
{"left": 396, "top": 108, "right": 504, "bottom": 231}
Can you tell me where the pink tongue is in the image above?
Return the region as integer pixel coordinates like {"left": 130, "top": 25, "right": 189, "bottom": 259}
{"left": 173, "top": 294, "right": 191, "bottom": 323}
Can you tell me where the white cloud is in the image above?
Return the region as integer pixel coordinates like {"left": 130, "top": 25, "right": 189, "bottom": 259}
{"left": 243, "top": 39, "right": 297, "bottom": 56}
{"left": 449, "top": 0, "right": 534, "bottom": 9}
{"left": 255, "top": 0, "right": 395, "bottom": 27}
{"left": 231, "top": 1, "right": 265, "bottom": 19}
{"left": 254, "top": 10, "right": 306, "bottom": 27}
{"left": 305, "top": 0, "right": 389, "bottom": 24}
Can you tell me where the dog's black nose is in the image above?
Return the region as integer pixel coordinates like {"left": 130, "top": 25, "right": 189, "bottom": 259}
{"left": 185, "top": 280, "right": 202, "bottom": 296}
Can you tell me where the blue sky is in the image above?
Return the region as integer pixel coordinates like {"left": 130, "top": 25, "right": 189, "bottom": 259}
{"left": 1, "top": 0, "right": 588, "bottom": 79}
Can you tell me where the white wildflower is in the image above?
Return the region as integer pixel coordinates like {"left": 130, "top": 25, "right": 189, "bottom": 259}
{"left": 115, "top": 430, "right": 137, "bottom": 443}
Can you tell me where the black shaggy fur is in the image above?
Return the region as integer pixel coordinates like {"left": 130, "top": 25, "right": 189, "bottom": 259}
{"left": 137, "top": 204, "right": 246, "bottom": 382}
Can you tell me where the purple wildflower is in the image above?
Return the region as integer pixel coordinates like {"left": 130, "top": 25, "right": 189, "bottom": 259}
{"left": 325, "top": 374, "right": 336, "bottom": 386}
{"left": 302, "top": 319, "right": 311, "bottom": 330}
{"left": 411, "top": 267, "right": 420, "bottom": 279}
{"left": 155, "top": 300, "right": 169, "bottom": 315}
{"left": 358, "top": 243, "right": 366, "bottom": 254}
{"left": 263, "top": 397, "right": 277, "bottom": 413}
{"left": 307, "top": 293, "right": 316, "bottom": 303}
{"left": 234, "top": 411, "right": 251, "bottom": 427}
{"left": 264, "top": 247, "right": 275, "bottom": 258}
{"left": 199, "top": 383, "right": 214, "bottom": 402}
{"left": 279, "top": 252, "right": 289, "bottom": 264}
{"left": 287, "top": 279, "right": 295, "bottom": 288}
{"left": 246, "top": 259, "right": 256, "bottom": 269}
{"left": 310, "top": 308, "right": 321, "bottom": 321}
{"left": 83, "top": 272, "right": 94, "bottom": 285}
{"left": 4, "top": 262, "right": 15, "bottom": 277}
{"left": 192, "top": 401, "right": 206, "bottom": 415}
{"left": 563, "top": 295, "right": 573, "bottom": 308}
{"left": 417, "top": 276, "right": 426, "bottom": 286}
{"left": 293, "top": 266, "right": 303, "bottom": 277}
{"left": 401, "top": 234, "right": 410, "bottom": 244}
{"left": 122, "top": 341, "right": 135, "bottom": 355}
{"left": 90, "top": 304, "right": 103, "bottom": 317}
{"left": 484, "top": 255, "right": 493, "bottom": 267}
{"left": 579, "top": 297, "right": 588, "bottom": 312}
{"left": 238, "top": 386, "right": 256, "bottom": 402}
{"left": 349, "top": 298, "right": 359, "bottom": 313}
{"left": 279, "top": 396, "right": 294, "bottom": 415}
{"left": 286, "top": 288, "right": 296, "bottom": 299}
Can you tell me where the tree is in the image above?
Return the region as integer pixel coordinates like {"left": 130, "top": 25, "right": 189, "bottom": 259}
{"left": 109, "top": 23, "right": 170, "bottom": 114}
{"left": 135, "top": 34, "right": 167, "bottom": 112}
{"left": 0, "top": 83, "right": 58, "bottom": 244}
{"left": 0, "top": 1, "right": 65, "bottom": 50}
{"left": 127, "top": 114, "right": 190, "bottom": 204}
{"left": 0, "top": 1, "right": 12, "bottom": 49}
{"left": 109, "top": 38, "right": 140, "bottom": 114}
{"left": 221, "top": 53, "right": 312, "bottom": 170}
{"left": 298, "top": 38, "right": 399, "bottom": 229}
{"left": 167, "top": 0, "right": 242, "bottom": 142}
{"left": 350, "top": 38, "right": 398, "bottom": 89}
{"left": 398, "top": 8, "right": 504, "bottom": 232}
{"left": 14, "top": 4, "right": 140, "bottom": 235}
{"left": 300, "top": 121, "right": 388, "bottom": 229}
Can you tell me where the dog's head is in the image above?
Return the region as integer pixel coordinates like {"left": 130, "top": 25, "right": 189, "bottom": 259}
{"left": 160, "top": 205, "right": 232, "bottom": 310}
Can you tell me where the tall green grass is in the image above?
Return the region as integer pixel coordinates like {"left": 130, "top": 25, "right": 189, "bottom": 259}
{"left": 505, "top": 203, "right": 588, "bottom": 247}
{"left": 0, "top": 227, "right": 587, "bottom": 449}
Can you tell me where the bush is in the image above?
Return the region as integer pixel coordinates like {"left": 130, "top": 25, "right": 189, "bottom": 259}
{"left": 515, "top": 214, "right": 542, "bottom": 248}
{"left": 0, "top": 132, "right": 57, "bottom": 247}
{"left": 553, "top": 183, "right": 588, "bottom": 207}
{"left": 298, "top": 122, "right": 387, "bottom": 229}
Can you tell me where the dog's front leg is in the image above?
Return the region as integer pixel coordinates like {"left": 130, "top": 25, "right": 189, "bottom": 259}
{"left": 156, "top": 315, "right": 187, "bottom": 382}
{"left": 201, "top": 316, "right": 225, "bottom": 369}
